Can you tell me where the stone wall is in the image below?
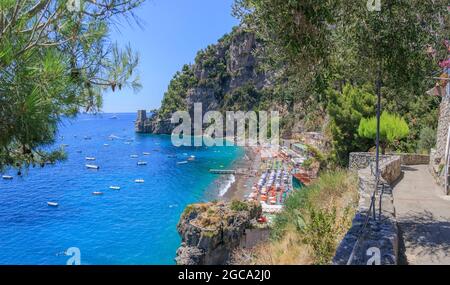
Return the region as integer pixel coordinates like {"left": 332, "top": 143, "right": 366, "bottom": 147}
{"left": 349, "top": 152, "right": 429, "bottom": 171}
{"left": 333, "top": 155, "right": 401, "bottom": 265}
{"left": 430, "top": 95, "right": 450, "bottom": 188}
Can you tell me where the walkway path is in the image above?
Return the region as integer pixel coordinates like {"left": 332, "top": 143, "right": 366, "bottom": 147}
{"left": 393, "top": 164, "right": 450, "bottom": 265}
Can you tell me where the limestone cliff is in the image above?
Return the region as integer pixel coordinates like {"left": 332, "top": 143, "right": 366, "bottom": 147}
{"left": 175, "top": 200, "right": 262, "bottom": 265}
{"left": 136, "top": 26, "right": 274, "bottom": 134}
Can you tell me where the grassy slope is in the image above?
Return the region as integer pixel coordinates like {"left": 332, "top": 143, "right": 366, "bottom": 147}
{"left": 233, "top": 169, "right": 358, "bottom": 265}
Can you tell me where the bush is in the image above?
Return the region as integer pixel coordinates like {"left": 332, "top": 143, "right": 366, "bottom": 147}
{"left": 230, "top": 200, "right": 249, "bottom": 212}
{"left": 327, "top": 84, "right": 376, "bottom": 166}
{"left": 417, "top": 127, "right": 436, "bottom": 153}
{"left": 257, "top": 169, "right": 358, "bottom": 264}
{"left": 358, "top": 111, "right": 409, "bottom": 153}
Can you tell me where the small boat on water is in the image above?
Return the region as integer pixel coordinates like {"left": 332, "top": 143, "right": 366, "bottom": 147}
{"left": 109, "top": 134, "right": 122, "bottom": 140}
{"left": 167, "top": 154, "right": 177, "bottom": 158}
{"left": 137, "top": 161, "right": 147, "bottom": 166}
{"left": 187, "top": 155, "right": 195, "bottom": 161}
{"left": 110, "top": 115, "right": 118, "bottom": 119}
{"left": 109, "top": 186, "right": 120, "bottom": 190}
{"left": 130, "top": 154, "right": 138, "bottom": 158}
{"left": 2, "top": 175, "right": 13, "bottom": 180}
{"left": 103, "top": 144, "right": 109, "bottom": 147}
{"left": 47, "top": 202, "right": 58, "bottom": 207}
{"left": 124, "top": 142, "right": 131, "bottom": 145}
{"left": 84, "top": 136, "right": 92, "bottom": 140}
{"left": 134, "top": 179, "right": 144, "bottom": 183}
{"left": 92, "top": 191, "right": 103, "bottom": 195}
{"left": 85, "top": 157, "right": 96, "bottom": 161}
{"left": 177, "top": 161, "right": 188, "bottom": 165}
{"left": 85, "top": 164, "right": 100, "bottom": 170}
{"left": 143, "top": 152, "right": 150, "bottom": 155}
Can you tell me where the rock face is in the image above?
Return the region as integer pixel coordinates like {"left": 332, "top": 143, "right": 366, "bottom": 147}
{"left": 135, "top": 110, "right": 175, "bottom": 134}
{"left": 175, "top": 200, "right": 262, "bottom": 265}
{"left": 136, "top": 26, "right": 274, "bottom": 134}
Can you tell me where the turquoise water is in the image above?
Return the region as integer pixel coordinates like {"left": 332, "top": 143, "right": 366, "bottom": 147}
{"left": 0, "top": 113, "right": 243, "bottom": 264}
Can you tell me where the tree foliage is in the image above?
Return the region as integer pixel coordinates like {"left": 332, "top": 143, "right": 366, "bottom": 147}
{"left": 0, "top": 0, "right": 143, "bottom": 171}
{"left": 233, "top": 0, "right": 448, "bottom": 164}
{"left": 327, "top": 84, "right": 376, "bottom": 165}
{"left": 358, "top": 112, "right": 410, "bottom": 153}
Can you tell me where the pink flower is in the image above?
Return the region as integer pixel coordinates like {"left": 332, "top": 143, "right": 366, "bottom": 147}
{"left": 440, "top": 59, "right": 450, "bottom": 69}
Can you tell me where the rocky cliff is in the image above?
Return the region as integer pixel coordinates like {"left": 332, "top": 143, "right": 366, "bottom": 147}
{"left": 175, "top": 200, "right": 262, "bottom": 265}
{"left": 135, "top": 26, "right": 274, "bottom": 134}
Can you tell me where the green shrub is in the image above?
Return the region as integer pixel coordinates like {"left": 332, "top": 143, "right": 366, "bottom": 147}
{"left": 230, "top": 200, "right": 249, "bottom": 212}
{"left": 358, "top": 111, "right": 409, "bottom": 153}
{"left": 269, "top": 169, "right": 358, "bottom": 264}
{"left": 417, "top": 127, "right": 436, "bottom": 153}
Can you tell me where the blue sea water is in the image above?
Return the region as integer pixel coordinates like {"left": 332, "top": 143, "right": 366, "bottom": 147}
{"left": 0, "top": 113, "right": 243, "bottom": 264}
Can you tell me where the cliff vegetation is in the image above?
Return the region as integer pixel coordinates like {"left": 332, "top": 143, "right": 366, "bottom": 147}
{"left": 231, "top": 169, "right": 358, "bottom": 265}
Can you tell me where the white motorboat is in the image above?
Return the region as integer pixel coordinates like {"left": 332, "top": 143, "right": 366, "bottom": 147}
{"left": 85, "top": 164, "right": 100, "bottom": 170}
{"left": 47, "top": 202, "right": 58, "bottom": 207}
{"left": 92, "top": 191, "right": 103, "bottom": 195}
{"left": 134, "top": 179, "right": 144, "bottom": 183}
{"left": 177, "top": 161, "right": 188, "bottom": 165}
{"left": 137, "top": 161, "right": 147, "bottom": 166}
{"left": 2, "top": 175, "right": 13, "bottom": 180}
{"left": 130, "top": 154, "right": 138, "bottom": 158}
{"left": 85, "top": 157, "right": 96, "bottom": 161}
{"left": 109, "top": 186, "right": 120, "bottom": 190}
{"left": 143, "top": 152, "right": 151, "bottom": 155}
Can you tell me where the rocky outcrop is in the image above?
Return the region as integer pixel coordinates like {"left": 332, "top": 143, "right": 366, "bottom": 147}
{"left": 175, "top": 200, "right": 262, "bottom": 265}
{"left": 135, "top": 110, "right": 175, "bottom": 134}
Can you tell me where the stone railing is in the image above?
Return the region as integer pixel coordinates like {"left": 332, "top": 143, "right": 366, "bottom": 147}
{"left": 349, "top": 152, "right": 429, "bottom": 171}
{"left": 333, "top": 155, "right": 401, "bottom": 265}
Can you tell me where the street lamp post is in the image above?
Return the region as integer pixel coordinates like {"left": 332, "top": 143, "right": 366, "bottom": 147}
{"left": 373, "top": 64, "right": 382, "bottom": 220}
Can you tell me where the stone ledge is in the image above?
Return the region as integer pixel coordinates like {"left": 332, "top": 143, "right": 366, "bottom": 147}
{"left": 349, "top": 152, "right": 429, "bottom": 171}
{"left": 333, "top": 154, "right": 401, "bottom": 265}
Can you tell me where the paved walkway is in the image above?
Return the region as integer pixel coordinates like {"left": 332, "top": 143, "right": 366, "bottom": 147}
{"left": 393, "top": 164, "right": 450, "bottom": 265}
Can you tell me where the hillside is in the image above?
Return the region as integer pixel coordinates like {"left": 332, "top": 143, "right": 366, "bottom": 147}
{"left": 136, "top": 26, "right": 316, "bottom": 137}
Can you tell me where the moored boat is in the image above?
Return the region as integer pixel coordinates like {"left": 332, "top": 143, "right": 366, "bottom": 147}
{"left": 137, "top": 161, "right": 147, "bottom": 166}
{"left": 109, "top": 186, "right": 120, "bottom": 190}
{"left": 47, "top": 202, "right": 58, "bottom": 207}
{"left": 2, "top": 175, "right": 13, "bottom": 180}
{"left": 85, "top": 157, "right": 96, "bottom": 161}
{"left": 85, "top": 164, "right": 100, "bottom": 170}
{"left": 134, "top": 179, "right": 144, "bottom": 183}
{"left": 92, "top": 191, "right": 103, "bottom": 195}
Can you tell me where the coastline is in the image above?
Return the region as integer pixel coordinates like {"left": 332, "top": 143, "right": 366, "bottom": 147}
{"left": 222, "top": 146, "right": 260, "bottom": 201}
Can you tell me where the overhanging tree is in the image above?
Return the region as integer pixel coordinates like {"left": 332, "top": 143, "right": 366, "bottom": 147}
{"left": 0, "top": 0, "right": 143, "bottom": 172}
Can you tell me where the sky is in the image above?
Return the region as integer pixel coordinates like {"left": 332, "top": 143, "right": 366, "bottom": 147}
{"left": 102, "top": 0, "right": 240, "bottom": 113}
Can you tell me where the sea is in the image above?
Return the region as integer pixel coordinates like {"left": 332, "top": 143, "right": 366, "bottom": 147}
{"left": 0, "top": 113, "right": 244, "bottom": 264}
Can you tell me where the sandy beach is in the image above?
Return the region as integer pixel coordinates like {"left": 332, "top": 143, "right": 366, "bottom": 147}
{"left": 223, "top": 146, "right": 261, "bottom": 200}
